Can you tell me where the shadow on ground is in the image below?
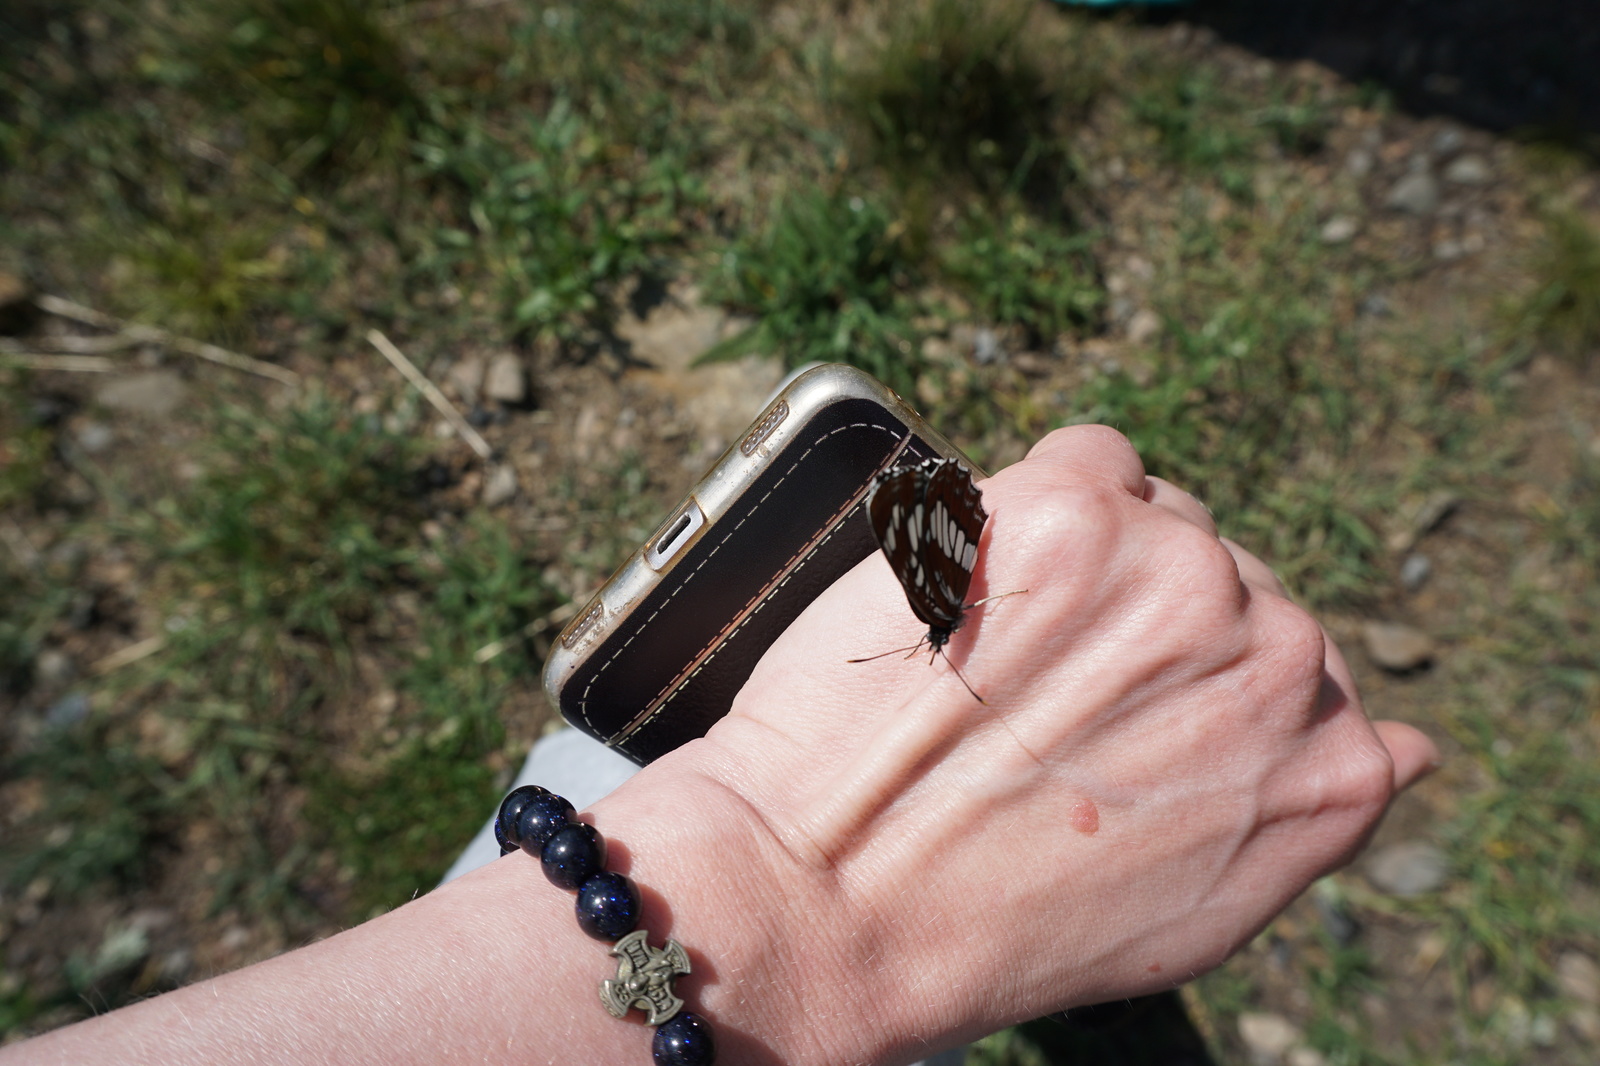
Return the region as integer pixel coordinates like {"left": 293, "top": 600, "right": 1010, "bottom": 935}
{"left": 1149, "top": 0, "right": 1599, "bottom": 149}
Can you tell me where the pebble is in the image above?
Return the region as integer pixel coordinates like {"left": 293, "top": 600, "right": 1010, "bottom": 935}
{"left": 1126, "top": 308, "right": 1162, "bottom": 346}
{"left": 483, "top": 353, "right": 527, "bottom": 405}
{"left": 1359, "top": 293, "right": 1392, "bottom": 318}
{"left": 1320, "top": 216, "right": 1359, "bottom": 244}
{"left": 34, "top": 648, "right": 75, "bottom": 688}
{"left": 1362, "top": 621, "right": 1435, "bottom": 671}
{"left": 1238, "top": 1012, "right": 1301, "bottom": 1060}
{"left": 94, "top": 370, "right": 187, "bottom": 418}
{"left": 1344, "top": 148, "right": 1375, "bottom": 178}
{"left": 482, "top": 464, "right": 518, "bottom": 507}
{"left": 1444, "top": 154, "right": 1492, "bottom": 185}
{"left": 1399, "top": 553, "right": 1432, "bottom": 591}
{"left": 446, "top": 356, "right": 484, "bottom": 402}
{"left": 1286, "top": 1048, "right": 1327, "bottom": 1066}
{"left": 1386, "top": 172, "right": 1441, "bottom": 216}
{"left": 75, "top": 421, "right": 114, "bottom": 453}
{"left": 972, "top": 327, "right": 1002, "bottom": 365}
{"left": 44, "top": 691, "right": 91, "bottom": 730}
{"left": 1431, "top": 128, "right": 1466, "bottom": 156}
{"left": 1366, "top": 841, "right": 1450, "bottom": 896}
{"left": 1557, "top": 952, "right": 1600, "bottom": 1005}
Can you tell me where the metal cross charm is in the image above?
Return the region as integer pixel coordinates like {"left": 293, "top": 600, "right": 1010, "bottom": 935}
{"left": 599, "top": 929, "right": 691, "bottom": 1026}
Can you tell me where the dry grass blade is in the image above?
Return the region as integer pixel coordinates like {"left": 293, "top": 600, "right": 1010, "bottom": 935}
{"left": 366, "top": 328, "right": 494, "bottom": 460}
{"left": 91, "top": 635, "right": 168, "bottom": 675}
{"left": 0, "top": 352, "right": 119, "bottom": 373}
{"left": 34, "top": 294, "right": 301, "bottom": 387}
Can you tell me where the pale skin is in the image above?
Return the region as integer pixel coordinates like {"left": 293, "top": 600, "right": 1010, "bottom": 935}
{"left": 3, "top": 426, "right": 1438, "bottom": 1066}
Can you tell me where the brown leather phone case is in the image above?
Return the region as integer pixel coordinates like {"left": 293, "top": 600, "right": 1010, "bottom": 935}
{"left": 542, "top": 365, "right": 975, "bottom": 764}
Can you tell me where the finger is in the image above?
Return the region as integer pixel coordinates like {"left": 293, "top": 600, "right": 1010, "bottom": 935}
{"left": 1019, "top": 425, "right": 1146, "bottom": 497}
{"left": 1372, "top": 720, "right": 1442, "bottom": 792}
{"left": 1142, "top": 476, "right": 1217, "bottom": 535}
{"left": 1221, "top": 536, "right": 1291, "bottom": 598}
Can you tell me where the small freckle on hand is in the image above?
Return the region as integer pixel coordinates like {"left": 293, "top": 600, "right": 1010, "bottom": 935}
{"left": 1068, "top": 798, "right": 1099, "bottom": 836}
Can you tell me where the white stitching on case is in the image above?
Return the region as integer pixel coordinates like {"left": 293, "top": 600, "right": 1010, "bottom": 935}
{"left": 576, "top": 421, "right": 906, "bottom": 736}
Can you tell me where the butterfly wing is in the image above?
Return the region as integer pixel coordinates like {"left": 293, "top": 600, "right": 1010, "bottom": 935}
{"left": 867, "top": 458, "right": 987, "bottom": 633}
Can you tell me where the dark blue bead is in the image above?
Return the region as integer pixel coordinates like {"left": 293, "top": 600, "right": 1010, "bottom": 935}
{"left": 653, "top": 1011, "right": 715, "bottom": 1066}
{"left": 495, "top": 785, "right": 551, "bottom": 853}
{"left": 575, "top": 871, "right": 640, "bottom": 941}
{"left": 515, "top": 792, "right": 575, "bottom": 856}
{"left": 541, "top": 822, "right": 606, "bottom": 890}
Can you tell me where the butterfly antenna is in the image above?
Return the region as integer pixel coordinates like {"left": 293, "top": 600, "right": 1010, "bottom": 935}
{"left": 847, "top": 638, "right": 929, "bottom": 664}
{"left": 964, "top": 588, "right": 1029, "bottom": 611}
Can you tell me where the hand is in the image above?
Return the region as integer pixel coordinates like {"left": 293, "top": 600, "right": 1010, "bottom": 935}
{"left": 626, "top": 425, "right": 1437, "bottom": 1062}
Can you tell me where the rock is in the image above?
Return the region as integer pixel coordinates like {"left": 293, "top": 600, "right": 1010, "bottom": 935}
{"left": 1399, "top": 553, "right": 1432, "bottom": 591}
{"left": 75, "top": 421, "right": 114, "bottom": 453}
{"left": 44, "top": 691, "right": 91, "bottom": 730}
{"left": 158, "top": 947, "right": 193, "bottom": 985}
{"left": 1366, "top": 841, "right": 1450, "bottom": 896}
{"left": 482, "top": 464, "right": 517, "bottom": 507}
{"left": 972, "top": 327, "right": 1003, "bottom": 365}
{"left": 1386, "top": 172, "right": 1441, "bottom": 216}
{"left": 483, "top": 353, "right": 527, "bottom": 405}
{"left": 1571, "top": 1005, "right": 1600, "bottom": 1042}
{"left": 1431, "top": 127, "right": 1466, "bottom": 156}
{"left": 1359, "top": 293, "right": 1392, "bottom": 318}
{"left": 1344, "top": 148, "right": 1375, "bottom": 178}
{"left": 1362, "top": 621, "right": 1435, "bottom": 671}
{"left": 1444, "top": 154, "right": 1492, "bottom": 185}
{"left": 1238, "top": 1012, "right": 1301, "bottom": 1061}
{"left": 1320, "top": 216, "right": 1359, "bottom": 244}
{"left": 35, "top": 648, "right": 75, "bottom": 688}
{"left": 95, "top": 370, "right": 187, "bottom": 418}
{"left": 446, "top": 356, "right": 484, "bottom": 403}
{"left": 1286, "top": 1048, "right": 1327, "bottom": 1066}
{"left": 1126, "top": 308, "right": 1162, "bottom": 346}
{"left": 1557, "top": 952, "right": 1600, "bottom": 1005}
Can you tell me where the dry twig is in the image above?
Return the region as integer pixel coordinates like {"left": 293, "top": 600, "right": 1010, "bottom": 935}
{"left": 366, "top": 328, "right": 494, "bottom": 460}
{"left": 91, "top": 635, "right": 167, "bottom": 676}
{"left": 0, "top": 352, "right": 118, "bottom": 373}
{"left": 35, "top": 294, "right": 301, "bottom": 387}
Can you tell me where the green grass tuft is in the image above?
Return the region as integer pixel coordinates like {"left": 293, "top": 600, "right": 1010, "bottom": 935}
{"left": 1522, "top": 208, "right": 1600, "bottom": 360}
{"left": 837, "top": 0, "right": 1085, "bottom": 201}
{"left": 941, "top": 209, "right": 1102, "bottom": 348}
{"left": 700, "top": 189, "right": 923, "bottom": 391}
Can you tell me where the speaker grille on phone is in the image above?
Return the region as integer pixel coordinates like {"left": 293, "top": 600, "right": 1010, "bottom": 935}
{"left": 739, "top": 400, "right": 789, "bottom": 456}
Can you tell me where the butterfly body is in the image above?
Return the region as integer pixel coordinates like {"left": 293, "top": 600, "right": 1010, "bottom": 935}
{"left": 865, "top": 455, "right": 989, "bottom": 662}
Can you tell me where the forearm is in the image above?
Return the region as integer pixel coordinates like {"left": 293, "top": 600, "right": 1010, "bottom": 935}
{"left": 1, "top": 765, "right": 874, "bottom": 1066}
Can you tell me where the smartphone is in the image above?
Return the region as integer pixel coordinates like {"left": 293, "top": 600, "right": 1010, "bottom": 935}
{"left": 542, "top": 363, "right": 980, "bottom": 765}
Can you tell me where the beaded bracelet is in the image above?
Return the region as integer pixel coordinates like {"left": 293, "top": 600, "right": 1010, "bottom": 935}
{"left": 496, "top": 785, "right": 716, "bottom": 1066}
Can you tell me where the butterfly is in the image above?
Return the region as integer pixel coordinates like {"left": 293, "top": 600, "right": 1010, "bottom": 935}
{"left": 852, "top": 456, "right": 1004, "bottom": 702}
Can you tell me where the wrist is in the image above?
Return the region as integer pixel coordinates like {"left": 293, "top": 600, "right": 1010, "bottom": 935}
{"left": 584, "top": 757, "right": 893, "bottom": 1066}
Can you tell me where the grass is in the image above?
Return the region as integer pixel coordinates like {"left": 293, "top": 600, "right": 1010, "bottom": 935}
{"left": 699, "top": 188, "right": 923, "bottom": 390}
{"left": 1, "top": 1, "right": 1597, "bottom": 1062}
{"left": 836, "top": 0, "right": 1086, "bottom": 204}
{"left": 1522, "top": 208, "right": 1600, "bottom": 360}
